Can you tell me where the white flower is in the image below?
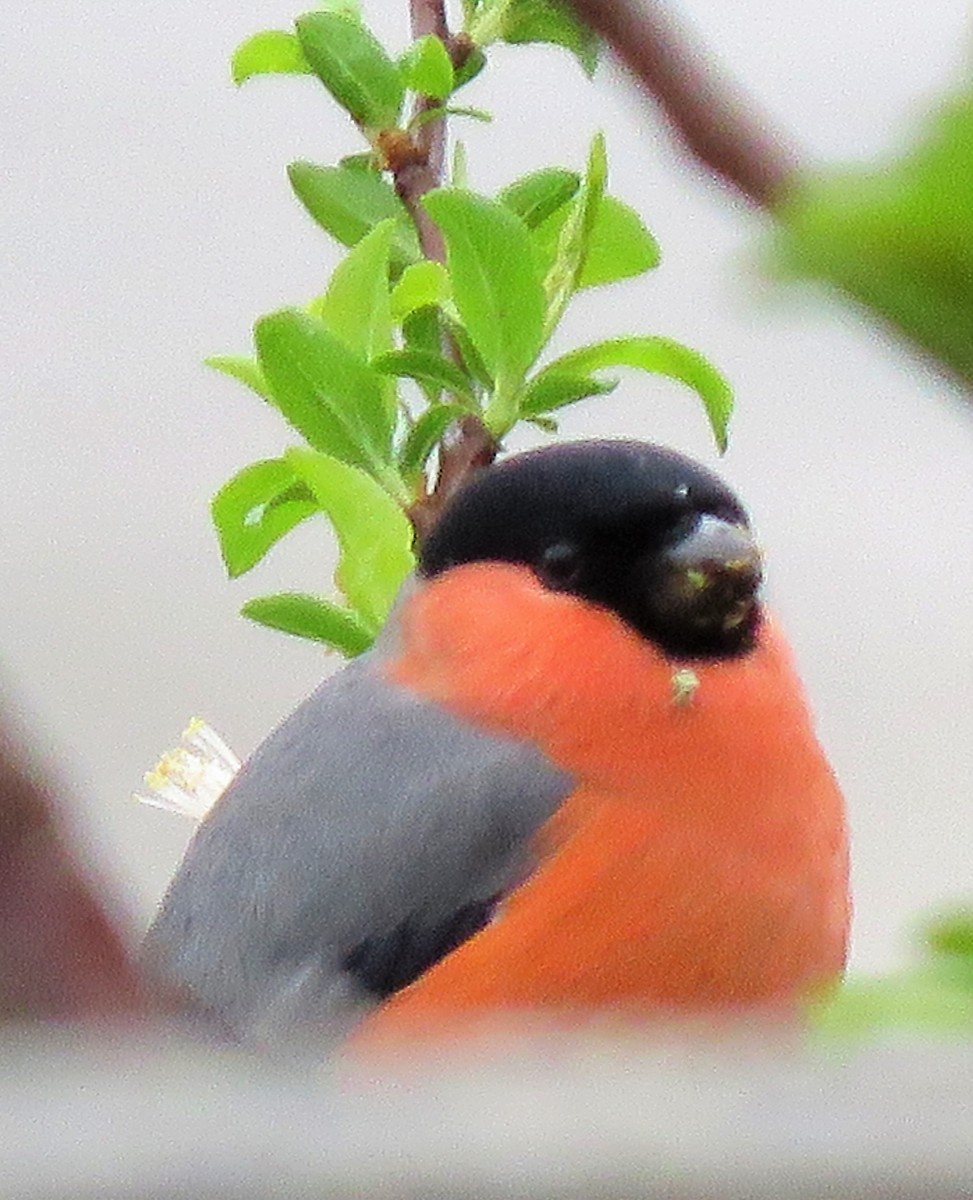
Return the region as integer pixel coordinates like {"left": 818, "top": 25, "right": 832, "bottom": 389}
{"left": 134, "top": 718, "right": 241, "bottom": 822}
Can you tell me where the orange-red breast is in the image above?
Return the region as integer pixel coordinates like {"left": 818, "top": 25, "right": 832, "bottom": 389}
{"left": 143, "top": 440, "right": 849, "bottom": 1047}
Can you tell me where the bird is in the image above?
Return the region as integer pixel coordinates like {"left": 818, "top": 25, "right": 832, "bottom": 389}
{"left": 142, "top": 439, "right": 849, "bottom": 1048}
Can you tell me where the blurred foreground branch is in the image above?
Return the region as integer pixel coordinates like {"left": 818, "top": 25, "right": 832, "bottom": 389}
{"left": 564, "top": 0, "right": 973, "bottom": 398}
{"left": 0, "top": 1029, "right": 971, "bottom": 1198}
{"left": 563, "top": 0, "right": 796, "bottom": 207}
{"left": 0, "top": 705, "right": 146, "bottom": 1022}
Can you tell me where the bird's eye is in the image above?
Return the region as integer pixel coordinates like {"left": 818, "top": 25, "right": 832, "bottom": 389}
{"left": 538, "top": 542, "right": 583, "bottom": 590}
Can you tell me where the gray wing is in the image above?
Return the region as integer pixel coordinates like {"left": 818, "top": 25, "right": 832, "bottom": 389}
{"left": 142, "top": 649, "right": 573, "bottom": 1045}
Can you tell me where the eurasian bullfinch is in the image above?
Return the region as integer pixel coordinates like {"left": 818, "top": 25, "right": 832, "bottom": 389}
{"left": 143, "top": 440, "right": 849, "bottom": 1045}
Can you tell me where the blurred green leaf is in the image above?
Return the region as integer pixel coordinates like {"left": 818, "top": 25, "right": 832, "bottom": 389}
{"left": 390, "top": 260, "right": 451, "bottom": 320}
{"left": 775, "top": 87, "right": 973, "bottom": 387}
{"left": 242, "top": 592, "right": 373, "bottom": 656}
{"left": 373, "top": 349, "right": 476, "bottom": 404}
{"left": 423, "top": 188, "right": 545, "bottom": 424}
{"left": 520, "top": 370, "right": 617, "bottom": 416}
{"left": 535, "top": 335, "right": 733, "bottom": 452}
{"left": 204, "top": 355, "right": 275, "bottom": 404}
{"left": 296, "top": 11, "right": 404, "bottom": 130}
{"left": 810, "top": 971, "right": 973, "bottom": 1042}
{"left": 398, "top": 403, "right": 469, "bottom": 479}
{"left": 255, "top": 309, "right": 400, "bottom": 483}
{"left": 925, "top": 909, "right": 973, "bottom": 968}
{"left": 309, "top": 219, "right": 396, "bottom": 364}
{"left": 231, "top": 31, "right": 312, "bottom": 84}
{"left": 499, "top": 167, "right": 580, "bottom": 230}
{"left": 286, "top": 448, "right": 414, "bottom": 628}
{"left": 288, "top": 161, "right": 419, "bottom": 269}
{"left": 212, "top": 458, "right": 316, "bottom": 578}
{"left": 399, "top": 35, "right": 454, "bottom": 100}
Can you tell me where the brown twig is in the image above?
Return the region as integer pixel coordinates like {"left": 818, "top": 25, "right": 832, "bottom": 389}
{"left": 562, "top": 0, "right": 797, "bottom": 209}
{"left": 393, "top": 0, "right": 453, "bottom": 263}
{"left": 396, "top": 0, "right": 498, "bottom": 543}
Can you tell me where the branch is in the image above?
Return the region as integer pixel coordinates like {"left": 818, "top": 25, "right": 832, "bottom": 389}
{"left": 563, "top": 0, "right": 798, "bottom": 208}
{"left": 396, "top": 0, "right": 498, "bottom": 543}
{"left": 0, "top": 707, "right": 148, "bottom": 1022}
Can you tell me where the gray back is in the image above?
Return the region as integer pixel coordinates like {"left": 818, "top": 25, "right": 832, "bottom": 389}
{"left": 143, "top": 644, "right": 573, "bottom": 1044}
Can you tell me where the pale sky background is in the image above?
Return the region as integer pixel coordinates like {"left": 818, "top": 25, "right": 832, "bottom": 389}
{"left": 2, "top": 0, "right": 972, "bottom": 976}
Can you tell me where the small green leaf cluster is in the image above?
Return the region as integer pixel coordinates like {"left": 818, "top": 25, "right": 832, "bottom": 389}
{"left": 212, "top": 2, "right": 733, "bottom": 655}
{"left": 811, "top": 908, "right": 973, "bottom": 1043}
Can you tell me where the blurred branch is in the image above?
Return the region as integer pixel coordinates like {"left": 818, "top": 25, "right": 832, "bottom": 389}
{"left": 563, "top": 0, "right": 797, "bottom": 208}
{"left": 0, "top": 704, "right": 147, "bottom": 1022}
{"left": 2, "top": 1031, "right": 973, "bottom": 1198}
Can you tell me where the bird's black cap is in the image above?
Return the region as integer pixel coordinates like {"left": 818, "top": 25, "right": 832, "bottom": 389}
{"left": 419, "top": 440, "right": 762, "bottom": 660}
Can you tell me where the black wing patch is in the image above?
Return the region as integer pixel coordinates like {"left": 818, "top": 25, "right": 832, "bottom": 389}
{"left": 341, "top": 897, "right": 499, "bottom": 999}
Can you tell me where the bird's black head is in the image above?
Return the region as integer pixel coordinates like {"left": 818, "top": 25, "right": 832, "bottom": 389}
{"left": 419, "top": 440, "right": 763, "bottom": 661}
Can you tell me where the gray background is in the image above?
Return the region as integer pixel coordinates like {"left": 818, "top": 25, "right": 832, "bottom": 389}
{"left": 2, "top": 0, "right": 971, "bottom": 974}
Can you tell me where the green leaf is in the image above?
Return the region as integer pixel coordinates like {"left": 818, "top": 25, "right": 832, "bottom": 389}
{"left": 212, "top": 459, "right": 316, "bottom": 578}
{"left": 309, "top": 219, "right": 395, "bottom": 363}
{"left": 499, "top": 167, "right": 580, "bottom": 230}
{"left": 317, "top": 0, "right": 363, "bottom": 17}
{"left": 288, "top": 161, "right": 419, "bottom": 269}
{"left": 337, "top": 152, "right": 376, "bottom": 171}
{"left": 540, "top": 131, "right": 608, "bottom": 336}
{"left": 286, "top": 448, "right": 415, "bottom": 628}
{"left": 451, "top": 140, "right": 469, "bottom": 188}
{"left": 925, "top": 910, "right": 973, "bottom": 966}
{"left": 445, "top": 317, "right": 494, "bottom": 390}
{"left": 255, "top": 309, "right": 399, "bottom": 481}
{"left": 390, "top": 260, "right": 451, "bottom": 319}
{"left": 231, "top": 31, "right": 312, "bottom": 84}
{"left": 520, "top": 370, "right": 617, "bottom": 416}
{"left": 296, "top": 11, "right": 404, "bottom": 130}
{"left": 373, "top": 349, "right": 476, "bottom": 405}
{"left": 775, "top": 88, "right": 973, "bottom": 387}
{"left": 242, "top": 592, "right": 373, "bottom": 656}
{"left": 527, "top": 414, "right": 559, "bottom": 433}
{"left": 411, "top": 105, "right": 492, "bottom": 132}
{"left": 398, "top": 403, "right": 468, "bottom": 479}
{"left": 534, "top": 194, "right": 661, "bottom": 289}
{"left": 422, "top": 188, "right": 546, "bottom": 425}
{"left": 500, "top": 0, "right": 599, "bottom": 76}
{"left": 308, "top": 220, "right": 396, "bottom": 431}
{"left": 399, "top": 35, "right": 455, "bottom": 100}
{"left": 204, "top": 355, "right": 275, "bottom": 404}
{"left": 402, "top": 306, "right": 447, "bottom": 403}
{"left": 578, "top": 196, "right": 660, "bottom": 286}
{"left": 453, "top": 46, "right": 486, "bottom": 89}
{"left": 402, "top": 304, "right": 443, "bottom": 356}
{"left": 535, "top": 336, "right": 733, "bottom": 452}
{"left": 441, "top": 105, "right": 492, "bottom": 124}
{"left": 810, "top": 972, "right": 973, "bottom": 1042}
